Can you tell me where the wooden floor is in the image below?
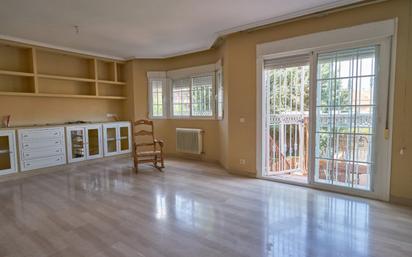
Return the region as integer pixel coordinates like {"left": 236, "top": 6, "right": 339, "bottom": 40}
{"left": 1, "top": 157, "right": 412, "bottom": 257}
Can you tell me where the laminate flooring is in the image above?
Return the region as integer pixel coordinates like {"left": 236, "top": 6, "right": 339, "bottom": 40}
{"left": 0, "top": 157, "right": 412, "bottom": 257}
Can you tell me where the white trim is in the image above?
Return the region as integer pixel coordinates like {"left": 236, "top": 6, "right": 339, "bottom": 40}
{"left": 256, "top": 19, "right": 397, "bottom": 201}
{"left": 218, "top": 0, "right": 361, "bottom": 38}
{"left": 0, "top": 34, "right": 125, "bottom": 61}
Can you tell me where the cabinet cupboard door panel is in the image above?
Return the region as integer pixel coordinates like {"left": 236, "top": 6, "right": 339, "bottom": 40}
{"left": 86, "top": 126, "right": 103, "bottom": 159}
{"left": 0, "top": 131, "right": 17, "bottom": 175}
{"left": 104, "top": 125, "right": 118, "bottom": 156}
{"left": 119, "top": 125, "right": 131, "bottom": 154}
{"left": 67, "top": 127, "right": 86, "bottom": 163}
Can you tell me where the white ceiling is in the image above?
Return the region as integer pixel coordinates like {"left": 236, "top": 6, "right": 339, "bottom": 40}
{"left": 0, "top": 0, "right": 360, "bottom": 59}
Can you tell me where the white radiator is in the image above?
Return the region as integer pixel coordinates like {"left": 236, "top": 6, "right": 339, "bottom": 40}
{"left": 176, "top": 128, "right": 203, "bottom": 154}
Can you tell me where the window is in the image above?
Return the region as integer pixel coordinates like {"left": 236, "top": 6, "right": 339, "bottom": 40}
{"left": 147, "top": 73, "right": 167, "bottom": 118}
{"left": 172, "top": 78, "right": 191, "bottom": 117}
{"left": 171, "top": 74, "right": 214, "bottom": 117}
{"left": 216, "top": 68, "right": 224, "bottom": 119}
{"left": 151, "top": 79, "right": 164, "bottom": 117}
{"left": 192, "top": 75, "right": 213, "bottom": 117}
{"left": 147, "top": 62, "right": 222, "bottom": 119}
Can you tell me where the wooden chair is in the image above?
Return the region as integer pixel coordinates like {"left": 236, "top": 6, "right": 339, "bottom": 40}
{"left": 133, "top": 119, "right": 165, "bottom": 172}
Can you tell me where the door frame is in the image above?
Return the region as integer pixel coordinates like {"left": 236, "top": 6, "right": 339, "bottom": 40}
{"left": 256, "top": 19, "right": 397, "bottom": 201}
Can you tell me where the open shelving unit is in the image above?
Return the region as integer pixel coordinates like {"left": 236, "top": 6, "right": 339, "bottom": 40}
{"left": 0, "top": 40, "right": 127, "bottom": 100}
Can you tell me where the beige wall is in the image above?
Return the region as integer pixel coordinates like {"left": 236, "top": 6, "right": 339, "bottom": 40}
{"left": 0, "top": 96, "right": 126, "bottom": 126}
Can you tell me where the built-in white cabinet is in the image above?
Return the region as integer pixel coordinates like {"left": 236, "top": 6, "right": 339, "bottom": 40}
{"left": 103, "top": 122, "right": 132, "bottom": 156}
{"left": 0, "top": 121, "right": 131, "bottom": 176}
{"left": 18, "top": 127, "right": 66, "bottom": 171}
{"left": 0, "top": 130, "right": 18, "bottom": 175}
{"left": 66, "top": 125, "right": 103, "bottom": 163}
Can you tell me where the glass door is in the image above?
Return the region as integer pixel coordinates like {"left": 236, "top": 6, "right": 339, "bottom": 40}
{"left": 86, "top": 125, "right": 102, "bottom": 159}
{"left": 261, "top": 40, "right": 391, "bottom": 199}
{"left": 311, "top": 42, "right": 392, "bottom": 200}
{"left": 104, "top": 125, "right": 118, "bottom": 156}
{"left": 119, "top": 125, "right": 131, "bottom": 153}
{"left": 264, "top": 55, "right": 310, "bottom": 184}
{"left": 314, "top": 46, "right": 378, "bottom": 191}
{"left": 67, "top": 127, "right": 86, "bottom": 162}
{"left": 0, "top": 131, "right": 17, "bottom": 175}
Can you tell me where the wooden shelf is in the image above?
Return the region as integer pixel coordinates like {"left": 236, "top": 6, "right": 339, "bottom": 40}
{"left": 0, "top": 70, "right": 34, "bottom": 77}
{"left": 38, "top": 74, "right": 95, "bottom": 83}
{"left": 0, "top": 40, "right": 127, "bottom": 100}
{"left": 0, "top": 91, "right": 126, "bottom": 100}
{"left": 97, "top": 80, "right": 125, "bottom": 85}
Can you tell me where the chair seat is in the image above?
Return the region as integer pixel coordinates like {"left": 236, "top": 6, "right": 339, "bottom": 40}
{"left": 136, "top": 150, "right": 161, "bottom": 157}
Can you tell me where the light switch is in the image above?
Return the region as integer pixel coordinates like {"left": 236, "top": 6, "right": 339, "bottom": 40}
{"left": 240, "top": 117, "right": 245, "bottom": 123}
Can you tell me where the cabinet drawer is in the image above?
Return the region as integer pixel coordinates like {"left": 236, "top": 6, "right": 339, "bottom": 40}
{"left": 21, "top": 147, "right": 64, "bottom": 160}
{"left": 20, "top": 128, "right": 63, "bottom": 141}
{"left": 21, "top": 139, "right": 64, "bottom": 150}
{"left": 22, "top": 155, "right": 66, "bottom": 171}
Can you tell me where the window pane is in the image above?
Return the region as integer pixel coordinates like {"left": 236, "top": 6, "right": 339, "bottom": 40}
{"left": 151, "top": 79, "right": 164, "bottom": 117}
{"left": 314, "top": 45, "right": 378, "bottom": 191}
{"left": 217, "top": 70, "right": 223, "bottom": 119}
{"left": 172, "top": 78, "right": 191, "bottom": 116}
{"left": 192, "top": 75, "right": 213, "bottom": 116}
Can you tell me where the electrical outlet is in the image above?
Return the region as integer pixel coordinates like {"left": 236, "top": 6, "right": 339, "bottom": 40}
{"left": 240, "top": 159, "right": 246, "bottom": 165}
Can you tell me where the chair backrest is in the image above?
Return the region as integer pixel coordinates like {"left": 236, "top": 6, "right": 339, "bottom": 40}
{"left": 133, "top": 119, "right": 155, "bottom": 152}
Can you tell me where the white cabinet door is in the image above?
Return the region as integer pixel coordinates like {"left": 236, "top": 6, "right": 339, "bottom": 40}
{"left": 66, "top": 126, "right": 86, "bottom": 163}
{"left": 0, "top": 130, "right": 17, "bottom": 175}
{"left": 118, "top": 123, "right": 132, "bottom": 154}
{"left": 85, "top": 125, "right": 103, "bottom": 160}
{"left": 103, "top": 122, "right": 131, "bottom": 156}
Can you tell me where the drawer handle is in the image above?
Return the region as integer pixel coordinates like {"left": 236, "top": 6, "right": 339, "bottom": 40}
{"left": 24, "top": 144, "right": 29, "bottom": 147}
{"left": 24, "top": 135, "right": 28, "bottom": 137}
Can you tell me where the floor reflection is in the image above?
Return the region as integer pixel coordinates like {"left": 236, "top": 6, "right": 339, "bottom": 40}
{"left": 0, "top": 158, "right": 411, "bottom": 257}
{"left": 264, "top": 188, "right": 370, "bottom": 257}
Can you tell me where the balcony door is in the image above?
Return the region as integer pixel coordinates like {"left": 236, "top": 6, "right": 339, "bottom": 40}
{"left": 261, "top": 39, "right": 392, "bottom": 200}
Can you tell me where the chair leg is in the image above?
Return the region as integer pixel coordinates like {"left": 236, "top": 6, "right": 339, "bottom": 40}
{"left": 153, "top": 156, "right": 158, "bottom": 169}
{"left": 160, "top": 154, "right": 165, "bottom": 169}
{"left": 134, "top": 157, "right": 139, "bottom": 173}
